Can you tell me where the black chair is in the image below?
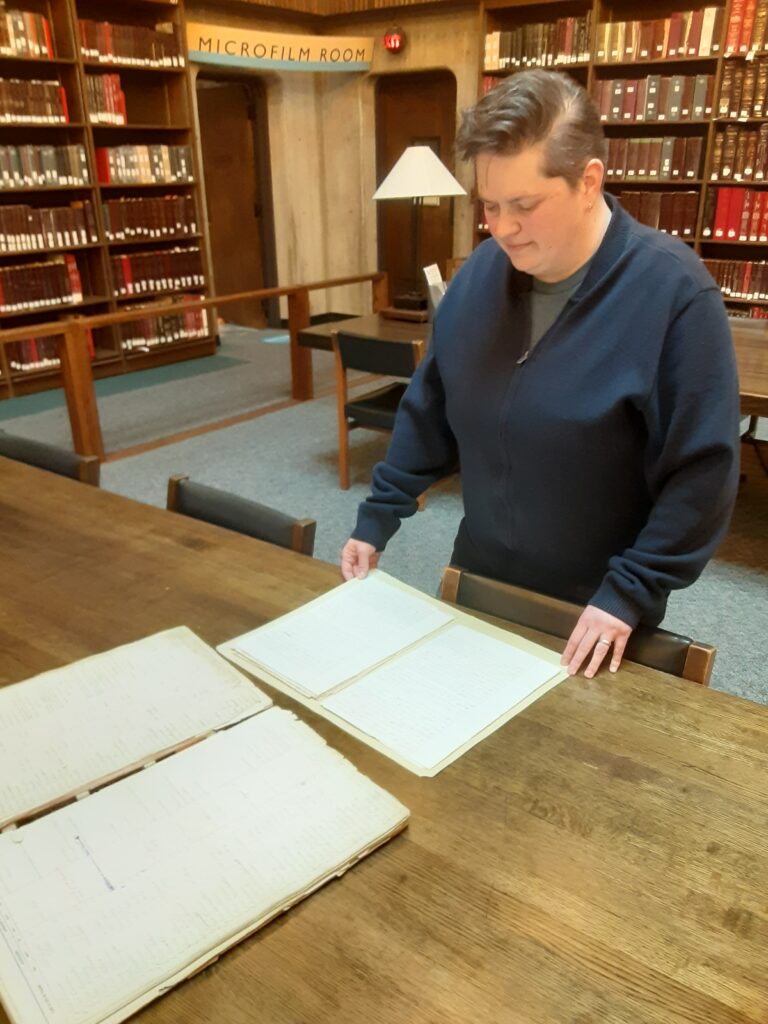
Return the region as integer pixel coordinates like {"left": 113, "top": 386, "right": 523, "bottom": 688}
{"left": 166, "top": 475, "right": 316, "bottom": 556}
{"left": 332, "top": 330, "right": 425, "bottom": 490}
{"left": 440, "top": 566, "right": 716, "bottom": 685}
{"left": 0, "top": 429, "right": 100, "bottom": 485}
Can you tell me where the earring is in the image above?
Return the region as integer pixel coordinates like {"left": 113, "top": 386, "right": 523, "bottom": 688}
{"left": 587, "top": 202, "right": 593, "bottom": 211}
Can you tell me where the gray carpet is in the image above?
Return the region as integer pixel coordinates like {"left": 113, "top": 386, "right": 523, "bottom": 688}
{"left": 0, "top": 324, "right": 338, "bottom": 453}
{"left": 3, "top": 325, "right": 766, "bottom": 703}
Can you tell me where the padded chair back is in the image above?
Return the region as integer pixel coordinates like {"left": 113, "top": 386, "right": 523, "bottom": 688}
{"left": 335, "top": 332, "right": 424, "bottom": 378}
{"left": 0, "top": 429, "right": 100, "bottom": 485}
{"left": 440, "top": 566, "right": 715, "bottom": 685}
{"left": 167, "top": 475, "right": 316, "bottom": 556}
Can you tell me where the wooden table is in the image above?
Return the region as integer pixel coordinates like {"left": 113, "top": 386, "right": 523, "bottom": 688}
{"left": 2, "top": 459, "right": 768, "bottom": 1024}
{"left": 300, "top": 315, "right": 767, "bottom": 420}
{"left": 298, "top": 312, "right": 430, "bottom": 352}
{"left": 731, "top": 320, "right": 768, "bottom": 417}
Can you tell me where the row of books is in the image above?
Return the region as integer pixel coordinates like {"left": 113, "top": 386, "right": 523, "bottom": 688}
{"left": 702, "top": 185, "right": 768, "bottom": 240}
{"left": 7, "top": 337, "right": 61, "bottom": 372}
{"left": 5, "top": 307, "right": 210, "bottom": 369}
{"left": 593, "top": 74, "right": 714, "bottom": 124}
{"left": 711, "top": 125, "right": 768, "bottom": 181}
{"left": 728, "top": 305, "right": 768, "bottom": 316}
{"left": 103, "top": 195, "right": 197, "bottom": 241}
{"left": 110, "top": 247, "right": 204, "bottom": 298}
{"left": 95, "top": 145, "right": 194, "bottom": 185}
{"left": 0, "top": 78, "right": 68, "bottom": 125}
{"left": 0, "top": 5, "right": 54, "bottom": 60}
{"left": 594, "top": 9, "right": 724, "bottom": 63}
{"left": 85, "top": 73, "right": 127, "bottom": 126}
{"left": 0, "top": 200, "right": 97, "bottom": 252}
{"left": 619, "top": 190, "right": 699, "bottom": 236}
{"left": 119, "top": 307, "right": 211, "bottom": 352}
{"left": 703, "top": 257, "right": 768, "bottom": 299}
{"left": 78, "top": 20, "right": 184, "bottom": 69}
{"left": 0, "top": 143, "right": 89, "bottom": 188}
{"left": 725, "top": 0, "right": 768, "bottom": 55}
{"left": 717, "top": 58, "right": 768, "bottom": 118}
{"left": 0, "top": 254, "right": 82, "bottom": 314}
{"left": 482, "top": 16, "right": 592, "bottom": 69}
{"left": 605, "top": 136, "right": 703, "bottom": 181}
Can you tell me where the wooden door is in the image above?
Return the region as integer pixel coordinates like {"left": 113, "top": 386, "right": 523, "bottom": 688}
{"left": 196, "top": 78, "right": 275, "bottom": 328}
{"left": 375, "top": 71, "right": 458, "bottom": 298}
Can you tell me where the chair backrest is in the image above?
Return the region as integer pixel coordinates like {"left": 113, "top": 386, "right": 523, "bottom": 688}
{"left": 335, "top": 331, "right": 424, "bottom": 378}
{"left": 166, "top": 475, "right": 316, "bottom": 556}
{"left": 440, "top": 566, "right": 716, "bottom": 685}
{"left": 0, "top": 429, "right": 100, "bottom": 485}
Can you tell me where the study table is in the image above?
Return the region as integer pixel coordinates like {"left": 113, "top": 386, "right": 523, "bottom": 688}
{"left": 1, "top": 459, "right": 767, "bottom": 1024}
{"left": 730, "top": 320, "right": 768, "bottom": 417}
{"left": 297, "top": 312, "right": 430, "bottom": 352}
{"left": 299, "top": 313, "right": 766, "bottom": 420}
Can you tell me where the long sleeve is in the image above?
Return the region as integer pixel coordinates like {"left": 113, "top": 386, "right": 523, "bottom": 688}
{"left": 352, "top": 333, "right": 459, "bottom": 552}
{"left": 590, "top": 289, "right": 741, "bottom": 627}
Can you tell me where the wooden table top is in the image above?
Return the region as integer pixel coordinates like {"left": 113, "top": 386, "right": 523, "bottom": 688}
{"left": 731, "top": 321, "right": 768, "bottom": 417}
{"left": 298, "top": 313, "right": 430, "bottom": 351}
{"left": 2, "top": 459, "right": 767, "bottom": 1024}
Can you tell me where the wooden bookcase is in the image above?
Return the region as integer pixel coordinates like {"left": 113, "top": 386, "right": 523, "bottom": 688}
{"left": 478, "top": 0, "right": 768, "bottom": 319}
{"left": 0, "top": 0, "right": 213, "bottom": 401}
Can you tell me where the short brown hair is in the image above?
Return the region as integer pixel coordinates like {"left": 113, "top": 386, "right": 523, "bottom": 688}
{"left": 456, "top": 70, "right": 607, "bottom": 188}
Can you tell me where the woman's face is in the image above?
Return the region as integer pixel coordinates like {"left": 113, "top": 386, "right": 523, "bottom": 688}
{"left": 476, "top": 144, "right": 601, "bottom": 283}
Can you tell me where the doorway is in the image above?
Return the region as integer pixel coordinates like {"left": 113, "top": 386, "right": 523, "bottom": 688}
{"left": 375, "top": 71, "right": 458, "bottom": 298}
{"left": 196, "top": 76, "right": 278, "bottom": 327}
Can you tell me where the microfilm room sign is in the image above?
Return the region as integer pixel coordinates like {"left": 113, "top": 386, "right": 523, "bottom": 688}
{"left": 187, "top": 24, "right": 373, "bottom": 72}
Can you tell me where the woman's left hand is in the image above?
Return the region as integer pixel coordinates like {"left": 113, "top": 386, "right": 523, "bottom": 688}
{"left": 561, "top": 605, "right": 633, "bottom": 678}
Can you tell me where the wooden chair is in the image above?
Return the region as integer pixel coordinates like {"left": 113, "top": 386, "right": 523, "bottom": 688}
{"left": 166, "top": 475, "right": 316, "bottom": 556}
{"left": 332, "top": 330, "right": 425, "bottom": 490}
{"left": 0, "top": 429, "right": 100, "bottom": 485}
{"left": 440, "top": 566, "right": 716, "bottom": 685}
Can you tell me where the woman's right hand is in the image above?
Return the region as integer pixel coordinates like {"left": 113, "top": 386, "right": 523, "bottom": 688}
{"left": 340, "top": 539, "right": 379, "bottom": 580}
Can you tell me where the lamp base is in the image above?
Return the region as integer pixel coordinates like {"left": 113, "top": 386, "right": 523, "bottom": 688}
{"left": 393, "top": 291, "right": 428, "bottom": 311}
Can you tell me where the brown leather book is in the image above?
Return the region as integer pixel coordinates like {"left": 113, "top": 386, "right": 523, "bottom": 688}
{"left": 684, "top": 136, "right": 704, "bottom": 180}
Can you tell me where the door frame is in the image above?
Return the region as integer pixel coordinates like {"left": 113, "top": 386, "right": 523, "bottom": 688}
{"left": 194, "top": 71, "right": 280, "bottom": 327}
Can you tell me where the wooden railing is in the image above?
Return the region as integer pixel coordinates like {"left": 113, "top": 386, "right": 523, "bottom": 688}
{"left": 0, "top": 271, "right": 390, "bottom": 461}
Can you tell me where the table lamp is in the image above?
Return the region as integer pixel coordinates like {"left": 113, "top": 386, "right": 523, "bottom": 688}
{"left": 373, "top": 145, "right": 466, "bottom": 311}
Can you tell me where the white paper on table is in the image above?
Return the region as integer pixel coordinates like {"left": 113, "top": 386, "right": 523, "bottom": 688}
{"left": 228, "top": 572, "right": 453, "bottom": 698}
{"left": 0, "top": 708, "right": 408, "bottom": 1024}
{"left": 321, "top": 622, "right": 562, "bottom": 773}
{"left": 0, "top": 627, "right": 271, "bottom": 827}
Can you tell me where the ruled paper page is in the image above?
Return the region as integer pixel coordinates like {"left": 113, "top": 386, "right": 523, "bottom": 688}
{"left": 321, "top": 622, "right": 562, "bottom": 773}
{"left": 0, "top": 709, "right": 408, "bottom": 1024}
{"left": 229, "top": 572, "right": 453, "bottom": 697}
{"left": 0, "top": 627, "right": 271, "bottom": 826}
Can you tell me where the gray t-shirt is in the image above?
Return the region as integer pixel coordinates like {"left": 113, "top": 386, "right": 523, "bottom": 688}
{"left": 529, "top": 259, "right": 591, "bottom": 352}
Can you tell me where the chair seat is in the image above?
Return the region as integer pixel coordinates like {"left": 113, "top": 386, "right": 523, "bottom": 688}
{"left": 345, "top": 381, "right": 407, "bottom": 430}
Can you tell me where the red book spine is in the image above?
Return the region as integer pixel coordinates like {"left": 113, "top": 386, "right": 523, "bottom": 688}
{"left": 727, "top": 186, "right": 747, "bottom": 238}
{"left": 65, "top": 255, "right": 83, "bottom": 302}
{"left": 95, "top": 148, "right": 111, "bottom": 183}
{"left": 59, "top": 86, "right": 69, "bottom": 123}
{"left": 713, "top": 187, "right": 732, "bottom": 238}
{"left": 727, "top": 0, "right": 746, "bottom": 52}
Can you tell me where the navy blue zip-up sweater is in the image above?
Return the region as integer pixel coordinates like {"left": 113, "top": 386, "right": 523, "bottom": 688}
{"left": 352, "top": 195, "right": 741, "bottom": 628}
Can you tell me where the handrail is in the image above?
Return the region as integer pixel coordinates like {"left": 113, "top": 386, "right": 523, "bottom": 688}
{"left": 0, "top": 271, "right": 390, "bottom": 461}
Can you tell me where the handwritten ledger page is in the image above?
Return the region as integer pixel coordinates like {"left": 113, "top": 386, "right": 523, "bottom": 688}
{"left": 0, "top": 709, "right": 408, "bottom": 1024}
{"left": 220, "top": 571, "right": 567, "bottom": 776}
{"left": 0, "top": 627, "right": 271, "bottom": 828}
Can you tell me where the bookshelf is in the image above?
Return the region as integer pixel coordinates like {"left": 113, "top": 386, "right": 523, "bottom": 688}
{"left": 479, "top": 0, "right": 768, "bottom": 318}
{"left": 0, "top": 0, "right": 213, "bottom": 398}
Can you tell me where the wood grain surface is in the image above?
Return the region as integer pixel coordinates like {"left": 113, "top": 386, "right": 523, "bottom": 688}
{"left": 1, "top": 458, "right": 767, "bottom": 1024}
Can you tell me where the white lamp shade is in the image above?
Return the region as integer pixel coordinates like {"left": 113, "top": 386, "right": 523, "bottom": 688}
{"left": 373, "top": 145, "right": 467, "bottom": 200}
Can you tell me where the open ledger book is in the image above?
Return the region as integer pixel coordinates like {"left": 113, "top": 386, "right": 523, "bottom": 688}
{"left": 219, "top": 571, "right": 568, "bottom": 777}
{"left": 0, "top": 628, "right": 408, "bottom": 1024}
